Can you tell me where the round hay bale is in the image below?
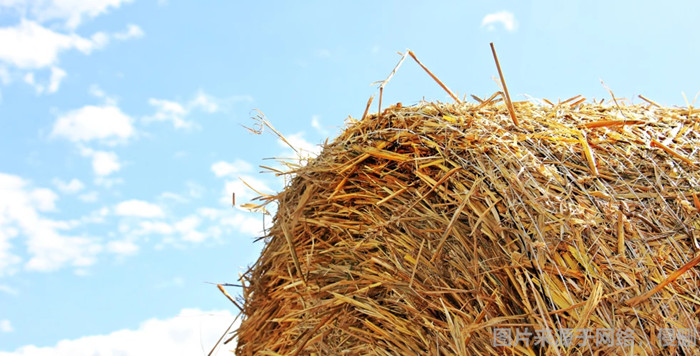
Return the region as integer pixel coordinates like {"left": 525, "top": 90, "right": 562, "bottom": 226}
{"left": 235, "top": 99, "right": 699, "bottom": 355}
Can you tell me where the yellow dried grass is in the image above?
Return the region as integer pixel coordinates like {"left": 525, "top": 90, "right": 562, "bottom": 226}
{"left": 227, "top": 50, "right": 700, "bottom": 355}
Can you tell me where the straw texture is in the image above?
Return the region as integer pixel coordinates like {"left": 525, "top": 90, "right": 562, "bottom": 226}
{"left": 234, "top": 98, "right": 700, "bottom": 355}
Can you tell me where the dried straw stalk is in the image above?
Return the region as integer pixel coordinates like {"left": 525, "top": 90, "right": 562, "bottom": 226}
{"left": 231, "top": 95, "right": 699, "bottom": 355}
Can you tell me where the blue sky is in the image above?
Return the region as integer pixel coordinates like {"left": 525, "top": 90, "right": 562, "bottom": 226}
{"left": 0, "top": 1, "right": 698, "bottom": 354}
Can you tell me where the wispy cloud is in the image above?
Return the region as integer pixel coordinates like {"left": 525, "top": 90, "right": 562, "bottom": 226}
{"left": 52, "top": 178, "right": 85, "bottom": 194}
{"left": 198, "top": 208, "right": 265, "bottom": 237}
{"left": 223, "top": 175, "right": 273, "bottom": 206}
{"left": 106, "top": 239, "right": 139, "bottom": 256}
{"left": 0, "top": 66, "right": 9, "bottom": 85}
{"left": 119, "top": 213, "right": 217, "bottom": 245}
{"left": 51, "top": 105, "right": 135, "bottom": 144}
{"left": 174, "top": 216, "right": 205, "bottom": 243}
{"left": 158, "top": 192, "right": 188, "bottom": 203}
{"left": 0, "top": 173, "right": 102, "bottom": 275}
{"left": 113, "top": 24, "right": 144, "bottom": 41}
{"left": 0, "top": 0, "right": 135, "bottom": 30}
{"left": 79, "top": 147, "right": 121, "bottom": 177}
{"left": 0, "top": 308, "right": 237, "bottom": 355}
{"left": 211, "top": 159, "right": 254, "bottom": 177}
{"left": 0, "top": 1, "right": 141, "bottom": 94}
{"left": 219, "top": 211, "right": 264, "bottom": 237}
{"left": 0, "top": 319, "right": 12, "bottom": 333}
{"left": 78, "top": 191, "right": 98, "bottom": 203}
{"left": 311, "top": 115, "right": 329, "bottom": 136}
{"left": 0, "top": 284, "right": 19, "bottom": 296}
{"left": 144, "top": 91, "right": 227, "bottom": 129}
{"left": 114, "top": 200, "right": 165, "bottom": 218}
{"left": 145, "top": 98, "right": 191, "bottom": 129}
{"left": 23, "top": 66, "right": 67, "bottom": 94}
{"left": 0, "top": 19, "right": 106, "bottom": 69}
{"left": 279, "top": 132, "right": 322, "bottom": 158}
{"left": 133, "top": 221, "right": 174, "bottom": 236}
{"left": 481, "top": 11, "right": 518, "bottom": 32}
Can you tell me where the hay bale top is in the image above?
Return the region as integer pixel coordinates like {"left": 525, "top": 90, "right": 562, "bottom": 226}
{"left": 235, "top": 96, "right": 699, "bottom": 355}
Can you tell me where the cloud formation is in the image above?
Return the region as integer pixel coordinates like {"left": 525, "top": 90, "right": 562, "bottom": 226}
{"left": 279, "top": 132, "right": 322, "bottom": 158}
{"left": 0, "top": 19, "right": 105, "bottom": 69}
{"left": 481, "top": 11, "right": 518, "bottom": 32}
{"left": 114, "top": 200, "right": 165, "bottom": 218}
{"left": 51, "top": 105, "right": 135, "bottom": 144}
{"left": 0, "top": 319, "right": 12, "bottom": 333}
{"left": 0, "top": 173, "right": 102, "bottom": 275}
{"left": 211, "top": 159, "right": 254, "bottom": 177}
{"left": 0, "top": 0, "right": 135, "bottom": 30}
{"left": 0, "top": 1, "right": 141, "bottom": 94}
{"left": 144, "top": 91, "right": 223, "bottom": 129}
{"left": 79, "top": 148, "right": 121, "bottom": 177}
{"left": 52, "top": 178, "right": 85, "bottom": 194}
{"left": 0, "top": 308, "right": 237, "bottom": 356}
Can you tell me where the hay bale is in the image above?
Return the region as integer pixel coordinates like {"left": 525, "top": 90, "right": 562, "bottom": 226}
{"left": 235, "top": 98, "right": 699, "bottom": 355}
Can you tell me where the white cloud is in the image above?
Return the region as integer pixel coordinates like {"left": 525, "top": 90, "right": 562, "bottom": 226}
{"left": 0, "top": 308, "right": 237, "bottom": 355}
{"left": 223, "top": 175, "right": 273, "bottom": 205}
{"left": 78, "top": 147, "right": 121, "bottom": 176}
{"left": 0, "top": 284, "right": 19, "bottom": 295}
{"left": 144, "top": 91, "right": 225, "bottom": 129}
{"left": 22, "top": 66, "right": 65, "bottom": 94}
{"left": 280, "top": 132, "right": 322, "bottom": 158}
{"left": 198, "top": 207, "right": 265, "bottom": 238}
{"left": 158, "top": 192, "right": 187, "bottom": 203}
{"left": 51, "top": 105, "right": 135, "bottom": 144}
{"left": 87, "top": 84, "right": 121, "bottom": 107}
{"left": 25, "top": 234, "right": 101, "bottom": 272}
{"left": 174, "top": 216, "right": 204, "bottom": 243}
{"left": 0, "top": 1, "right": 23, "bottom": 9}
{"left": 92, "top": 151, "right": 120, "bottom": 176}
{"left": 78, "top": 207, "right": 109, "bottom": 225}
{"left": 0, "top": 2, "right": 141, "bottom": 94}
{"left": 30, "top": 188, "right": 59, "bottom": 212}
{"left": 78, "top": 191, "right": 98, "bottom": 202}
{"left": 197, "top": 208, "right": 221, "bottom": 220}
{"left": 23, "top": 72, "right": 36, "bottom": 86}
{"left": 93, "top": 176, "right": 123, "bottom": 188}
{"left": 0, "top": 319, "right": 12, "bottom": 333}
{"left": 211, "top": 159, "right": 253, "bottom": 177}
{"left": 0, "top": 0, "right": 135, "bottom": 30}
{"left": 52, "top": 178, "right": 85, "bottom": 194}
{"left": 113, "top": 24, "right": 143, "bottom": 41}
{"left": 134, "top": 220, "right": 173, "bottom": 235}
{"left": 220, "top": 212, "right": 264, "bottom": 237}
{"left": 310, "top": 115, "right": 328, "bottom": 136}
{"left": 191, "top": 91, "right": 219, "bottom": 113}
{"left": 106, "top": 239, "right": 138, "bottom": 256}
{"left": 114, "top": 200, "right": 165, "bottom": 218}
{"left": 0, "top": 19, "right": 105, "bottom": 69}
{"left": 0, "top": 173, "right": 102, "bottom": 274}
{"left": 0, "top": 66, "right": 10, "bottom": 84}
{"left": 88, "top": 84, "right": 106, "bottom": 98}
{"left": 186, "top": 181, "right": 204, "bottom": 199}
{"left": 48, "top": 66, "right": 66, "bottom": 93}
{"left": 145, "top": 98, "right": 191, "bottom": 129}
{"left": 481, "top": 11, "right": 518, "bottom": 32}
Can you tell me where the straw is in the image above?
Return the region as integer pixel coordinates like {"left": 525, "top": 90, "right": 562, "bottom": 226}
{"left": 230, "top": 51, "right": 700, "bottom": 356}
